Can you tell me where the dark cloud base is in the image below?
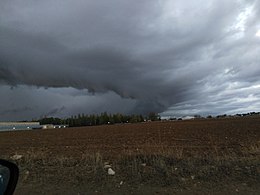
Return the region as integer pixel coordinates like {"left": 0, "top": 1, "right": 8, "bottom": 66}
{"left": 0, "top": 0, "right": 260, "bottom": 120}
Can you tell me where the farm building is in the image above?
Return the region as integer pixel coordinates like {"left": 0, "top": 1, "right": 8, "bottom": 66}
{"left": 42, "top": 124, "right": 54, "bottom": 129}
{"left": 0, "top": 122, "right": 41, "bottom": 131}
{"left": 42, "top": 124, "right": 69, "bottom": 129}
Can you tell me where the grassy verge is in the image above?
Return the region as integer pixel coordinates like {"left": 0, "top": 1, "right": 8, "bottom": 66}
{"left": 2, "top": 143, "right": 259, "bottom": 194}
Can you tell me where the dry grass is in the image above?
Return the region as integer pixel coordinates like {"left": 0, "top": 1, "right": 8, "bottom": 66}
{"left": 0, "top": 118, "right": 259, "bottom": 194}
{"left": 2, "top": 142, "right": 258, "bottom": 194}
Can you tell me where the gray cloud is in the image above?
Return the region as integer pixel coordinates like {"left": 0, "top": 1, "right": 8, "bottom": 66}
{"left": 0, "top": 0, "right": 260, "bottom": 120}
{"left": 0, "top": 106, "right": 32, "bottom": 116}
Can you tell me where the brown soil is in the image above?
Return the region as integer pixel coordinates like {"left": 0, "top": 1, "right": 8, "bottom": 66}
{"left": 1, "top": 117, "right": 259, "bottom": 157}
{"left": 0, "top": 117, "right": 259, "bottom": 194}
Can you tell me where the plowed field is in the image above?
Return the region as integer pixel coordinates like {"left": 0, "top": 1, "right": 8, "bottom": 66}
{"left": 0, "top": 117, "right": 259, "bottom": 194}
{"left": 0, "top": 117, "right": 259, "bottom": 157}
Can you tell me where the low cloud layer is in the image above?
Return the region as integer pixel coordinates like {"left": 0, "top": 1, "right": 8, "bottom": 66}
{"left": 0, "top": 0, "right": 260, "bottom": 120}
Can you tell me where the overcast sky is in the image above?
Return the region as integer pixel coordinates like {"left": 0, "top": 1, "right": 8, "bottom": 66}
{"left": 0, "top": 0, "right": 260, "bottom": 121}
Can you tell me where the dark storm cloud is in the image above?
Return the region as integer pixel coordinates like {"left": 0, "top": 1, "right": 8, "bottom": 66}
{"left": 0, "top": 106, "right": 32, "bottom": 116}
{"left": 0, "top": 0, "right": 260, "bottom": 120}
{"left": 44, "top": 106, "right": 66, "bottom": 117}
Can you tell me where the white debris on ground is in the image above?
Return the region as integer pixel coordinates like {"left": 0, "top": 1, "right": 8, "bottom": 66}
{"left": 11, "top": 154, "right": 23, "bottom": 160}
{"left": 104, "top": 162, "right": 110, "bottom": 166}
{"left": 108, "top": 168, "right": 115, "bottom": 175}
{"left": 22, "top": 170, "right": 30, "bottom": 181}
{"left": 103, "top": 162, "right": 115, "bottom": 175}
{"left": 117, "top": 181, "right": 124, "bottom": 188}
{"left": 104, "top": 164, "right": 112, "bottom": 169}
{"left": 103, "top": 162, "right": 112, "bottom": 169}
{"left": 141, "top": 163, "right": 146, "bottom": 167}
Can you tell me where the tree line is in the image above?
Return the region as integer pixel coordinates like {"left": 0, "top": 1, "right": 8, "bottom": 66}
{"left": 38, "top": 112, "right": 160, "bottom": 127}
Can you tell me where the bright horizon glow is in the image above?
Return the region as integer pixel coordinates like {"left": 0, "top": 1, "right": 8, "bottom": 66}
{"left": 256, "top": 29, "right": 260, "bottom": 37}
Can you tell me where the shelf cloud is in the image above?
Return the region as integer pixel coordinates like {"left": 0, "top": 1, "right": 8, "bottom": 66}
{"left": 0, "top": 0, "right": 260, "bottom": 120}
